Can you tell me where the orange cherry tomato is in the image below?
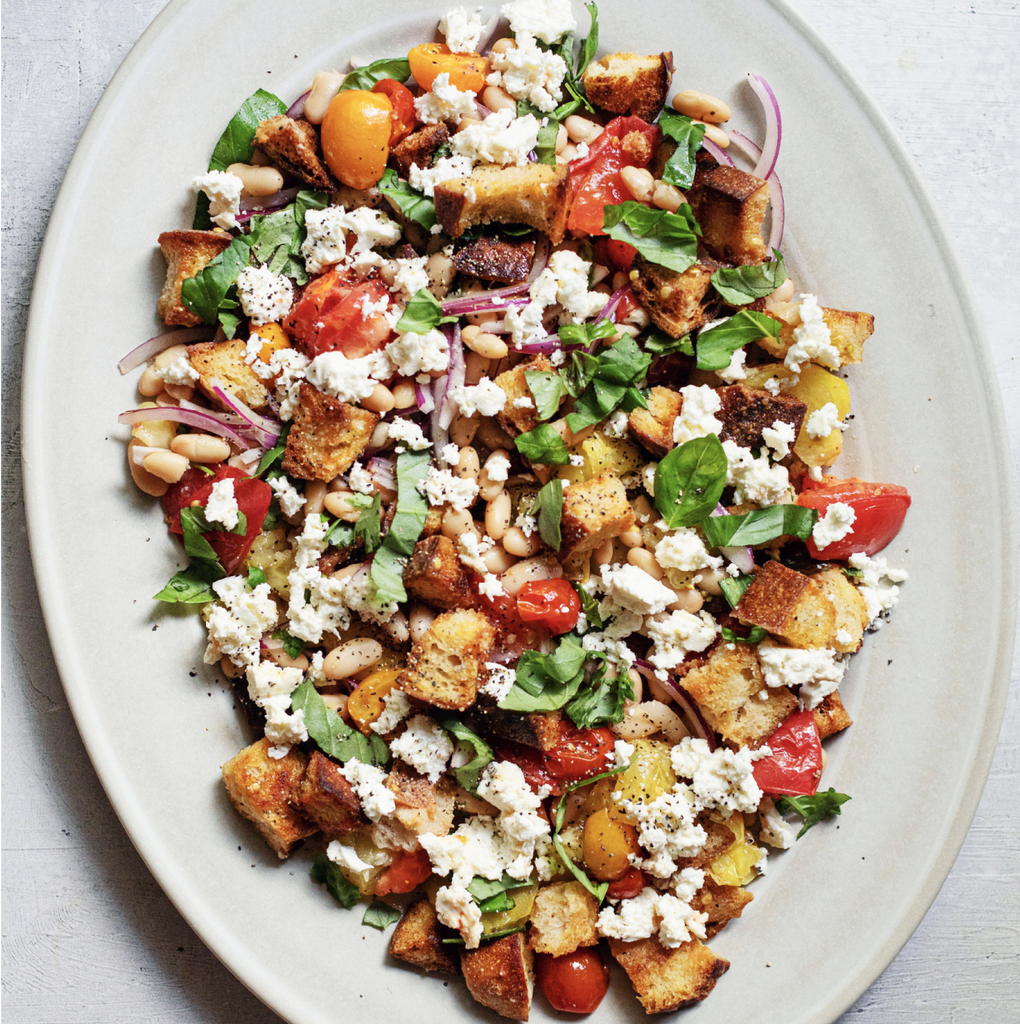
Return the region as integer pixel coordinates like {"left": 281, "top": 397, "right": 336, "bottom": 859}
{"left": 535, "top": 949, "right": 610, "bottom": 1014}
{"left": 606, "top": 865, "right": 647, "bottom": 901}
{"left": 372, "top": 79, "right": 416, "bottom": 145}
{"left": 286, "top": 270, "right": 393, "bottom": 359}
{"left": 407, "top": 42, "right": 487, "bottom": 93}
{"left": 320, "top": 89, "right": 392, "bottom": 189}
{"left": 373, "top": 847, "right": 433, "bottom": 896}
{"left": 516, "top": 578, "right": 581, "bottom": 635}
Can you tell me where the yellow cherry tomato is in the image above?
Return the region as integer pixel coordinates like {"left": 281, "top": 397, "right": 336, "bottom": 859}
{"left": 582, "top": 808, "right": 642, "bottom": 881}
{"left": 346, "top": 668, "right": 402, "bottom": 734}
{"left": 408, "top": 42, "right": 487, "bottom": 93}
{"left": 321, "top": 90, "right": 393, "bottom": 190}
{"left": 250, "top": 322, "right": 290, "bottom": 364}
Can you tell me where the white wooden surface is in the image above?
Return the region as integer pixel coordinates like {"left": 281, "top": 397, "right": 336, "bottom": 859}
{"left": 2, "top": 1, "right": 1017, "bottom": 1020}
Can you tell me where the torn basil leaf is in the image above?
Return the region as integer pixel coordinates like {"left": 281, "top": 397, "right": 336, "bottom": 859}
{"left": 515, "top": 423, "right": 571, "bottom": 466}
{"left": 340, "top": 58, "right": 411, "bottom": 92}
{"left": 565, "top": 662, "right": 633, "bottom": 729}
{"left": 654, "top": 434, "right": 728, "bottom": 528}
{"left": 379, "top": 168, "right": 436, "bottom": 231}
{"left": 695, "top": 309, "right": 783, "bottom": 372}
{"left": 272, "top": 629, "right": 306, "bottom": 660}
{"left": 531, "top": 478, "right": 564, "bottom": 552}
{"left": 438, "top": 717, "right": 494, "bottom": 793}
{"left": 710, "top": 251, "right": 787, "bottom": 305}
{"left": 721, "top": 625, "right": 769, "bottom": 644}
{"left": 395, "top": 288, "right": 454, "bottom": 334}
{"left": 362, "top": 901, "right": 402, "bottom": 930}
{"left": 718, "top": 573, "right": 755, "bottom": 609}
{"left": 370, "top": 450, "right": 431, "bottom": 605}
{"left": 246, "top": 566, "right": 267, "bottom": 590}
{"left": 153, "top": 563, "right": 223, "bottom": 604}
{"left": 291, "top": 679, "right": 389, "bottom": 765}
{"left": 311, "top": 854, "right": 360, "bottom": 909}
{"left": 777, "top": 788, "right": 852, "bottom": 839}
{"left": 602, "top": 201, "right": 700, "bottom": 274}
{"left": 351, "top": 492, "right": 383, "bottom": 553}
{"left": 657, "top": 110, "right": 707, "bottom": 191}
{"left": 643, "top": 328, "right": 695, "bottom": 357}
{"left": 701, "top": 505, "right": 818, "bottom": 547}
{"left": 524, "top": 369, "right": 568, "bottom": 422}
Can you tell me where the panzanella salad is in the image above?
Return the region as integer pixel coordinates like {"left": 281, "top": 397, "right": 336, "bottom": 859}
{"left": 120, "top": 1, "right": 911, "bottom": 1017}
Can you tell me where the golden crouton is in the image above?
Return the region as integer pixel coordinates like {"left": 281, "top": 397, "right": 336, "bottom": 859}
{"left": 461, "top": 932, "right": 535, "bottom": 1021}
{"left": 678, "top": 815, "right": 749, "bottom": 872}
{"left": 254, "top": 115, "right": 333, "bottom": 190}
{"left": 282, "top": 382, "right": 379, "bottom": 481}
{"left": 389, "top": 899, "right": 459, "bottom": 974}
{"left": 716, "top": 384, "right": 807, "bottom": 450}
{"left": 759, "top": 303, "right": 875, "bottom": 366}
{"left": 156, "top": 230, "right": 233, "bottom": 327}
{"left": 386, "top": 761, "right": 456, "bottom": 838}
{"left": 454, "top": 234, "right": 536, "bottom": 283}
{"left": 582, "top": 51, "right": 674, "bottom": 121}
{"left": 528, "top": 882, "right": 598, "bottom": 956}
{"left": 629, "top": 385, "right": 683, "bottom": 457}
{"left": 221, "top": 738, "right": 316, "bottom": 858}
{"left": 811, "top": 567, "right": 869, "bottom": 653}
{"left": 398, "top": 609, "right": 495, "bottom": 711}
{"left": 735, "top": 560, "right": 837, "bottom": 649}
{"left": 298, "top": 750, "right": 362, "bottom": 838}
{"left": 463, "top": 706, "right": 564, "bottom": 752}
{"left": 688, "top": 164, "right": 770, "bottom": 266}
{"left": 629, "top": 257, "right": 719, "bottom": 339}
{"left": 609, "top": 936, "right": 729, "bottom": 1014}
{"left": 188, "top": 337, "right": 271, "bottom": 412}
{"left": 814, "top": 689, "right": 853, "bottom": 740}
{"left": 403, "top": 535, "right": 476, "bottom": 610}
{"left": 434, "top": 164, "right": 569, "bottom": 243}
{"left": 692, "top": 878, "right": 753, "bottom": 939}
{"left": 559, "top": 474, "right": 636, "bottom": 564}
{"left": 680, "top": 643, "right": 798, "bottom": 748}
{"left": 390, "top": 123, "right": 450, "bottom": 181}
{"left": 494, "top": 355, "right": 557, "bottom": 437}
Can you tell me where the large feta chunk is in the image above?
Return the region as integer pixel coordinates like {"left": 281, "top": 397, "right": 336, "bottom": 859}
{"left": 421, "top": 466, "right": 479, "bottom": 509}
{"left": 409, "top": 154, "right": 475, "bottom": 197}
{"left": 848, "top": 552, "right": 909, "bottom": 629}
{"left": 236, "top": 265, "right": 294, "bottom": 325}
{"left": 600, "top": 563, "right": 677, "bottom": 616}
{"left": 385, "top": 328, "right": 450, "bottom": 376}
{"left": 486, "top": 32, "right": 567, "bottom": 112}
{"left": 757, "top": 640, "right": 846, "bottom": 709}
{"left": 205, "top": 477, "right": 240, "bottom": 530}
{"left": 672, "top": 385, "right": 724, "bottom": 445}
{"left": 440, "top": 5, "right": 484, "bottom": 52}
{"left": 192, "top": 170, "right": 243, "bottom": 230}
{"left": 306, "top": 351, "right": 383, "bottom": 403}
{"left": 811, "top": 501, "right": 856, "bottom": 551}
{"left": 721, "top": 439, "right": 791, "bottom": 506}
{"left": 654, "top": 528, "right": 723, "bottom": 573}
{"left": 670, "top": 737, "right": 763, "bottom": 814}
{"left": 451, "top": 108, "right": 541, "bottom": 167}
{"left": 389, "top": 715, "right": 454, "bottom": 783}
{"left": 415, "top": 72, "right": 480, "bottom": 125}
{"left": 785, "top": 294, "right": 840, "bottom": 373}
{"left": 202, "top": 575, "right": 278, "bottom": 668}
{"left": 502, "top": 0, "right": 577, "bottom": 44}
{"left": 339, "top": 759, "right": 397, "bottom": 822}
{"left": 450, "top": 376, "right": 507, "bottom": 417}
{"left": 644, "top": 609, "right": 719, "bottom": 677}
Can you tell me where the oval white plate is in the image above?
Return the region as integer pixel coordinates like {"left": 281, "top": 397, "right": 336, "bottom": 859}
{"left": 22, "top": 1, "right": 1017, "bottom": 1022}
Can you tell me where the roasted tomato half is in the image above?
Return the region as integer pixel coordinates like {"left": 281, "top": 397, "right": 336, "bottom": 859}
{"left": 286, "top": 270, "right": 393, "bottom": 359}
{"left": 535, "top": 949, "right": 611, "bottom": 1014}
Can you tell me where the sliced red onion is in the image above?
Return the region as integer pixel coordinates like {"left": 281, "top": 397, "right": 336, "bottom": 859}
{"left": 442, "top": 290, "right": 530, "bottom": 315}
{"left": 700, "top": 137, "right": 735, "bottom": 167}
{"left": 416, "top": 382, "right": 435, "bottom": 414}
{"left": 176, "top": 396, "right": 245, "bottom": 427}
{"left": 517, "top": 336, "right": 563, "bottom": 354}
{"left": 209, "top": 382, "right": 281, "bottom": 447}
{"left": 236, "top": 187, "right": 301, "bottom": 222}
{"left": 746, "top": 74, "right": 782, "bottom": 181}
{"left": 597, "top": 284, "right": 628, "bottom": 325}
{"left": 439, "top": 324, "right": 465, "bottom": 430}
{"left": 286, "top": 90, "right": 310, "bottom": 120}
{"left": 118, "top": 407, "right": 251, "bottom": 448}
{"left": 633, "top": 661, "right": 716, "bottom": 749}
{"left": 710, "top": 502, "right": 755, "bottom": 573}
{"left": 431, "top": 374, "right": 449, "bottom": 449}
{"left": 118, "top": 327, "right": 213, "bottom": 374}
{"left": 403, "top": 243, "right": 418, "bottom": 260}
{"left": 368, "top": 457, "right": 397, "bottom": 492}
{"left": 477, "top": 13, "right": 502, "bottom": 55}
{"left": 728, "top": 132, "right": 786, "bottom": 251}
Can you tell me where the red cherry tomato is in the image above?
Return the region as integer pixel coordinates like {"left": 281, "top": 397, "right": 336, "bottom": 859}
{"left": 544, "top": 724, "right": 615, "bottom": 783}
{"left": 536, "top": 949, "right": 611, "bottom": 1014}
{"left": 286, "top": 270, "right": 393, "bottom": 359}
{"left": 516, "top": 579, "right": 581, "bottom": 635}
{"left": 492, "top": 739, "right": 561, "bottom": 795}
{"left": 796, "top": 475, "right": 911, "bottom": 561}
{"left": 373, "top": 847, "right": 432, "bottom": 896}
{"left": 162, "top": 465, "right": 272, "bottom": 574}
{"left": 566, "top": 116, "right": 661, "bottom": 235}
{"left": 372, "top": 79, "right": 416, "bottom": 145}
{"left": 752, "top": 708, "right": 823, "bottom": 797}
{"left": 606, "top": 865, "right": 646, "bottom": 901}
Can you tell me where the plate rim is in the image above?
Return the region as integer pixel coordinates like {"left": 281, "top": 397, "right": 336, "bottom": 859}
{"left": 20, "top": 1, "right": 1018, "bottom": 1022}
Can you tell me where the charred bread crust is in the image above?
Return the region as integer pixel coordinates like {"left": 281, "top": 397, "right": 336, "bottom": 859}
{"left": 814, "top": 689, "right": 853, "bottom": 739}
{"left": 628, "top": 385, "right": 684, "bottom": 457}
{"left": 559, "top": 474, "right": 636, "bottom": 563}
{"left": 462, "top": 704, "right": 564, "bottom": 752}
{"left": 629, "top": 257, "right": 722, "bottom": 339}
{"left": 715, "top": 383, "right": 807, "bottom": 450}
{"left": 188, "top": 337, "right": 271, "bottom": 412}
{"left": 688, "top": 163, "right": 770, "bottom": 266}
{"left": 495, "top": 355, "right": 558, "bottom": 437}
{"left": 692, "top": 879, "right": 754, "bottom": 939}
{"left": 389, "top": 899, "right": 460, "bottom": 974}
{"left": 735, "top": 560, "right": 838, "bottom": 649}
{"left": 454, "top": 234, "right": 536, "bottom": 283}
{"left": 460, "top": 931, "right": 535, "bottom": 1021}
{"left": 156, "top": 230, "right": 232, "bottom": 327}
{"left": 298, "top": 750, "right": 363, "bottom": 837}
{"left": 582, "top": 51, "right": 675, "bottom": 122}
{"left": 608, "top": 936, "right": 730, "bottom": 1013}
{"left": 254, "top": 115, "right": 333, "bottom": 190}
{"left": 390, "top": 123, "right": 450, "bottom": 180}
{"left": 403, "top": 535, "right": 477, "bottom": 610}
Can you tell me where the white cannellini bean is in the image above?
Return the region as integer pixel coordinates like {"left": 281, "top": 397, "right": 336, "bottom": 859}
{"left": 409, "top": 604, "right": 435, "bottom": 642}
{"left": 500, "top": 555, "right": 563, "bottom": 596}
{"left": 323, "top": 639, "right": 383, "bottom": 681}
{"left": 304, "top": 70, "right": 344, "bottom": 124}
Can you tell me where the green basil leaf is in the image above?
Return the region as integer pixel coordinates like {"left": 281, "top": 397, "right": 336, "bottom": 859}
{"left": 524, "top": 370, "right": 568, "bottom": 422}
{"left": 208, "top": 89, "right": 288, "bottom": 173}
{"left": 246, "top": 566, "right": 267, "bottom": 590}
{"left": 179, "top": 508, "right": 222, "bottom": 563}
{"left": 379, "top": 168, "right": 437, "bottom": 231}
{"left": 558, "top": 319, "right": 617, "bottom": 349}
{"left": 657, "top": 110, "right": 707, "bottom": 191}
{"left": 701, "top": 505, "right": 818, "bottom": 547}
{"left": 339, "top": 58, "right": 411, "bottom": 92}
{"left": 153, "top": 563, "right": 223, "bottom": 604}
{"left": 777, "top": 788, "right": 852, "bottom": 839}
{"left": 695, "top": 309, "right": 783, "bottom": 371}
{"left": 324, "top": 517, "right": 356, "bottom": 550}
{"left": 363, "top": 901, "right": 402, "bottom": 930}
{"left": 515, "top": 423, "right": 571, "bottom": 465}
{"left": 499, "top": 635, "right": 589, "bottom": 713}
{"left": 352, "top": 492, "right": 383, "bottom": 553}
{"left": 576, "top": 2, "right": 600, "bottom": 77}
{"left": 438, "top": 717, "right": 494, "bottom": 793}
{"left": 653, "top": 434, "right": 728, "bottom": 528}
{"left": 565, "top": 662, "right": 633, "bottom": 729}
{"left": 369, "top": 451, "right": 431, "bottom": 605}
{"left": 254, "top": 423, "right": 291, "bottom": 477}
{"left": 291, "top": 679, "right": 389, "bottom": 765}
{"left": 273, "top": 629, "right": 306, "bottom": 660}
{"left": 180, "top": 235, "right": 253, "bottom": 329}
{"left": 603, "top": 201, "right": 700, "bottom": 274}
{"left": 710, "top": 251, "right": 787, "bottom": 305}
{"left": 574, "top": 583, "right": 602, "bottom": 630}
{"left": 721, "top": 624, "right": 769, "bottom": 644}
{"left": 643, "top": 328, "right": 694, "bottom": 357}
{"left": 311, "top": 854, "right": 361, "bottom": 909}
{"left": 565, "top": 351, "right": 600, "bottom": 397}
{"left": 531, "top": 479, "right": 564, "bottom": 552}
{"left": 841, "top": 566, "right": 864, "bottom": 581}
{"left": 565, "top": 378, "right": 627, "bottom": 432}
{"left": 718, "top": 573, "right": 755, "bottom": 609}
{"left": 594, "top": 334, "right": 651, "bottom": 386}
{"left": 535, "top": 115, "right": 561, "bottom": 166}
{"left": 395, "top": 288, "right": 453, "bottom": 334}
{"left": 369, "top": 546, "right": 409, "bottom": 608}
{"left": 467, "top": 873, "right": 532, "bottom": 904}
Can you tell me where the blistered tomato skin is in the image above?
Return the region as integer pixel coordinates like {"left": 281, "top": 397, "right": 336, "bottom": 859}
{"left": 536, "top": 950, "right": 611, "bottom": 1014}
{"left": 320, "top": 90, "right": 393, "bottom": 189}
{"left": 371, "top": 79, "right": 416, "bottom": 144}
{"left": 516, "top": 578, "right": 581, "bottom": 634}
{"left": 286, "top": 270, "right": 392, "bottom": 359}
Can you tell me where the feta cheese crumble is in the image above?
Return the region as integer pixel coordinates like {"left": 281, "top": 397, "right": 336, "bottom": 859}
{"left": 409, "top": 154, "right": 474, "bottom": 197}
{"left": 785, "top": 294, "right": 840, "bottom": 373}
{"left": 414, "top": 72, "right": 479, "bottom": 125}
{"left": 385, "top": 328, "right": 450, "bottom": 376}
{"left": 486, "top": 32, "right": 568, "bottom": 112}
{"left": 370, "top": 689, "right": 412, "bottom": 735}
{"left": 269, "top": 474, "right": 306, "bottom": 517}
{"left": 670, "top": 737, "right": 763, "bottom": 814}
{"left": 654, "top": 528, "right": 723, "bottom": 573}
{"left": 849, "top": 552, "right": 909, "bottom": 629}
{"left": 761, "top": 419, "right": 796, "bottom": 460}
{"left": 235, "top": 265, "right": 294, "bottom": 325}
{"left": 202, "top": 575, "right": 279, "bottom": 668}
{"left": 306, "top": 351, "right": 383, "bottom": 403}
{"left": 644, "top": 609, "right": 719, "bottom": 676}
{"left": 386, "top": 417, "right": 433, "bottom": 452}
{"left": 811, "top": 501, "right": 856, "bottom": 550}
{"left": 205, "top": 477, "right": 240, "bottom": 530}
{"left": 451, "top": 108, "right": 541, "bottom": 167}
{"left": 422, "top": 467, "right": 480, "bottom": 510}
{"left": 502, "top": 0, "right": 577, "bottom": 44}
{"left": 757, "top": 640, "right": 846, "bottom": 710}
{"left": 450, "top": 377, "right": 507, "bottom": 417}
{"left": 153, "top": 354, "right": 199, "bottom": 385}
{"left": 192, "top": 170, "right": 243, "bottom": 230}
{"left": 672, "top": 385, "right": 724, "bottom": 445}
{"left": 390, "top": 715, "right": 455, "bottom": 783}
{"left": 339, "top": 760, "right": 397, "bottom": 822}
{"left": 600, "top": 563, "right": 677, "bottom": 616}
{"left": 805, "top": 401, "right": 846, "bottom": 439}
{"left": 440, "top": 5, "right": 484, "bottom": 52}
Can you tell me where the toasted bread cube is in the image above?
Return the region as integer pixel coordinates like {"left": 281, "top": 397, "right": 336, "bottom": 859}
{"left": 222, "top": 738, "right": 316, "bottom": 858}
{"left": 298, "top": 750, "right": 362, "bottom": 838}
{"left": 758, "top": 304, "right": 875, "bottom": 366}
{"left": 692, "top": 878, "right": 753, "bottom": 939}
{"left": 454, "top": 234, "right": 536, "bottom": 283}
{"left": 629, "top": 385, "right": 683, "bottom": 457}
{"left": 677, "top": 816, "right": 743, "bottom": 872}
{"left": 582, "top": 52, "right": 674, "bottom": 121}
{"left": 716, "top": 384, "right": 807, "bottom": 450}
{"left": 156, "top": 230, "right": 233, "bottom": 327}
{"left": 463, "top": 705, "right": 564, "bottom": 752}
{"left": 403, "top": 535, "right": 476, "bottom": 610}
{"left": 629, "top": 258, "right": 719, "bottom": 339}
{"left": 680, "top": 643, "right": 799, "bottom": 748}
{"left": 390, "top": 123, "right": 450, "bottom": 181}
{"left": 461, "top": 932, "right": 534, "bottom": 1021}
{"left": 398, "top": 609, "right": 495, "bottom": 710}
{"left": 609, "top": 936, "right": 729, "bottom": 1013}
{"left": 528, "top": 882, "right": 598, "bottom": 956}
{"left": 494, "top": 355, "right": 557, "bottom": 437}
{"left": 811, "top": 567, "right": 869, "bottom": 652}
{"left": 386, "top": 762, "right": 457, "bottom": 837}
{"left": 689, "top": 164, "right": 770, "bottom": 265}
{"left": 736, "top": 560, "right": 837, "bottom": 649}
{"left": 559, "top": 474, "right": 636, "bottom": 563}
{"left": 389, "top": 899, "right": 459, "bottom": 974}
{"left": 282, "top": 382, "right": 379, "bottom": 481}
{"left": 189, "top": 337, "right": 271, "bottom": 412}
{"left": 814, "top": 689, "right": 853, "bottom": 739}
{"left": 255, "top": 115, "right": 333, "bottom": 190}
{"left": 435, "top": 164, "right": 569, "bottom": 243}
